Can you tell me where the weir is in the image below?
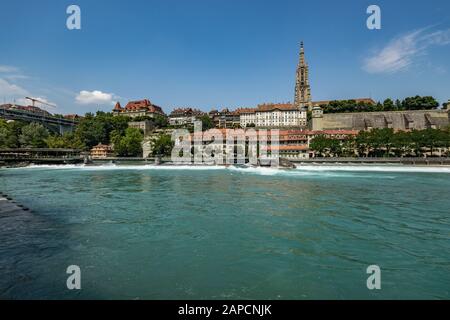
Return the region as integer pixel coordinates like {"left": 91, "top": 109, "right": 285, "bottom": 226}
{"left": 0, "top": 192, "right": 31, "bottom": 214}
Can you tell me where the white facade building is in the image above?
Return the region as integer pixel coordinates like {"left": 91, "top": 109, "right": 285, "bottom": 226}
{"left": 239, "top": 104, "right": 307, "bottom": 128}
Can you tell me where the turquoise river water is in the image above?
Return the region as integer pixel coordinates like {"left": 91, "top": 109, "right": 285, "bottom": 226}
{"left": 0, "top": 164, "right": 449, "bottom": 299}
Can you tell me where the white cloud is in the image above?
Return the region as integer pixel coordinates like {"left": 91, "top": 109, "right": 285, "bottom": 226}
{"left": 0, "top": 78, "right": 29, "bottom": 97}
{"left": 363, "top": 28, "right": 450, "bottom": 74}
{"left": 76, "top": 90, "right": 115, "bottom": 105}
{"left": 0, "top": 65, "right": 19, "bottom": 73}
{"left": 4, "top": 74, "right": 30, "bottom": 80}
{"left": 0, "top": 77, "right": 56, "bottom": 110}
{"left": 16, "top": 96, "right": 57, "bottom": 108}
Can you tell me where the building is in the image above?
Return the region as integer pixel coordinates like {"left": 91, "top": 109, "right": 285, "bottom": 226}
{"left": 208, "top": 108, "right": 240, "bottom": 128}
{"left": 267, "top": 129, "right": 358, "bottom": 159}
{"left": 181, "top": 128, "right": 357, "bottom": 161}
{"left": 238, "top": 103, "right": 307, "bottom": 128}
{"left": 63, "top": 114, "right": 83, "bottom": 121}
{"left": 90, "top": 144, "right": 113, "bottom": 159}
{"left": 294, "top": 42, "right": 312, "bottom": 110}
{"left": 208, "top": 109, "right": 221, "bottom": 127}
{"left": 128, "top": 120, "right": 154, "bottom": 135}
{"left": 112, "top": 99, "right": 166, "bottom": 119}
{"left": 169, "top": 108, "right": 205, "bottom": 126}
{"left": 311, "top": 107, "right": 450, "bottom": 131}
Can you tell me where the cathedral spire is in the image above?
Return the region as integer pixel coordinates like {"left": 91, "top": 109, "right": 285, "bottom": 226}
{"left": 294, "top": 41, "right": 312, "bottom": 110}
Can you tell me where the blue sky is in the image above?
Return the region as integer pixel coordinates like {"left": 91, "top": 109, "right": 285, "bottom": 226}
{"left": 0, "top": 0, "right": 449, "bottom": 114}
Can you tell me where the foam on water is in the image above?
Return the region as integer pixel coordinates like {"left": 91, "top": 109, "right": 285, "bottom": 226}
{"left": 8, "top": 163, "right": 450, "bottom": 175}
{"left": 294, "top": 164, "right": 450, "bottom": 173}
{"left": 21, "top": 163, "right": 225, "bottom": 171}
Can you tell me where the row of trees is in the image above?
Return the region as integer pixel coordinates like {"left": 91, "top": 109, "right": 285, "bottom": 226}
{"left": 0, "top": 112, "right": 145, "bottom": 157}
{"left": 310, "top": 128, "right": 450, "bottom": 157}
{"left": 0, "top": 120, "right": 52, "bottom": 148}
{"left": 321, "top": 96, "right": 441, "bottom": 114}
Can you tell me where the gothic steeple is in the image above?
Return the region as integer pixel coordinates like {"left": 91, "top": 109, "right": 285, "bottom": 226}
{"left": 294, "top": 41, "right": 312, "bottom": 110}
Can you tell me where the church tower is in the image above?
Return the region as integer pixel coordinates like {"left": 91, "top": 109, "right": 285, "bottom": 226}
{"left": 294, "top": 41, "right": 312, "bottom": 110}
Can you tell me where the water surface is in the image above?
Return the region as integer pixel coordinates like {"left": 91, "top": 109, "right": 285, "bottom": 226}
{"left": 1, "top": 164, "right": 449, "bottom": 299}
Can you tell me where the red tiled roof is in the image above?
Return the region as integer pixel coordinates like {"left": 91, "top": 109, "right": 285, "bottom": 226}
{"left": 257, "top": 103, "right": 297, "bottom": 112}
{"left": 236, "top": 108, "right": 256, "bottom": 114}
{"left": 170, "top": 107, "right": 205, "bottom": 117}
{"left": 237, "top": 103, "right": 301, "bottom": 114}
{"left": 113, "top": 102, "right": 122, "bottom": 111}
{"left": 114, "top": 99, "right": 165, "bottom": 115}
{"left": 261, "top": 145, "right": 310, "bottom": 151}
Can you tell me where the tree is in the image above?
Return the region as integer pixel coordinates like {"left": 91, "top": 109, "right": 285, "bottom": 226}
{"left": 19, "top": 122, "right": 49, "bottom": 148}
{"left": 355, "top": 131, "right": 371, "bottom": 156}
{"left": 372, "top": 128, "right": 395, "bottom": 157}
{"left": 443, "top": 101, "right": 449, "bottom": 110}
{"left": 421, "top": 128, "right": 447, "bottom": 156}
{"left": 45, "top": 132, "right": 85, "bottom": 149}
{"left": 402, "top": 96, "right": 439, "bottom": 110}
{"left": 153, "top": 115, "right": 169, "bottom": 128}
{"left": 113, "top": 127, "right": 144, "bottom": 157}
{"left": 75, "top": 117, "right": 109, "bottom": 149}
{"left": 0, "top": 120, "right": 14, "bottom": 148}
{"left": 341, "top": 137, "right": 356, "bottom": 157}
{"left": 383, "top": 98, "right": 395, "bottom": 111}
{"left": 199, "top": 115, "right": 214, "bottom": 131}
{"left": 320, "top": 96, "right": 439, "bottom": 114}
{"left": 74, "top": 113, "right": 129, "bottom": 150}
{"left": 151, "top": 134, "right": 174, "bottom": 156}
{"left": 0, "top": 119, "right": 25, "bottom": 148}
{"left": 309, "top": 135, "right": 330, "bottom": 157}
{"left": 392, "top": 131, "right": 411, "bottom": 156}
{"left": 329, "top": 139, "right": 342, "bottom": 156}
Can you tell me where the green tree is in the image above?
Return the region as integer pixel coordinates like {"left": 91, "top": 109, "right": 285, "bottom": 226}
{"left": 310, "top": 135, "right": 330, "bottom": 157}
{"left": 329, "top": 139, "right": 342, "bottom": 156}
{"left": 151, "top": 134, "right": 174, "bottom": 156}
{"left": 45, "top": 132, "right": 85, "bottom": 149}
{"left": 199, "top": 115, "right": 214, "bottom": 131}
{"left": 402, "top": 96, "right": 439, "bottom": 110}
{"left": 74, "top": 113, "right": 129, "bottom": 150}
{"left": 0, "top": 119, "right": 25, "bottom": 148}
{"left": 153, "top": 115, "right": 169, "bottom": 128}
{"left": 19, "top": 122, "right": 49, "bottom": 148}
{"left": 383, "top": 98, "right": 395, "bottom": 111}
{"left": 0, "top": 119, "right": 15, "bottom": 148}
{"left": 113, "top": 127, "right": 143, "bottom": 157}
{"left": 371, "top": 128, "right": 395, "bottom": 157}
{"left": 355, "top": 130, "right": 371, "bottom": 156}
{"left": 421, "top": 128, "right": 447, "bottom": 156}
{"left": 392, "top": 131, "right": 412, "bottom": 156}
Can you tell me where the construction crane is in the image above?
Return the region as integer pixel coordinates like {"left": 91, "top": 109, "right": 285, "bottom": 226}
{"left": 25, "top": 97, "right": 56, "bottom": 109}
